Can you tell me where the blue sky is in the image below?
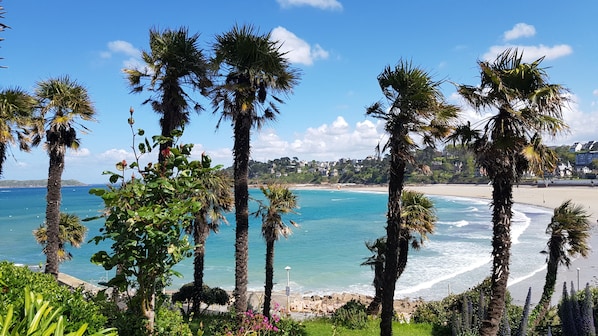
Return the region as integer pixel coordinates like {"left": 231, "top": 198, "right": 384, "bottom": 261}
{"left": 2, "top": 0, "right": 597, "bottom": 184}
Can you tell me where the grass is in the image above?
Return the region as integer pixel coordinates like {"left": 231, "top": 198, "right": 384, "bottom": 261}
{"left": 303, "top": 317, "right": 435, "bottom": 335}
{"left": 190, "top": 313, "right": 437, "bottom": 335}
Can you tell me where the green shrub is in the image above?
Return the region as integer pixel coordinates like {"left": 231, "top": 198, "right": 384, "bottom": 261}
{"left": 0, "top": 261, "right": 108, "bottom": 333}
{"left": 331, "top": 299, "right": 368, "bottom": 330}
{"left": 155, "top": 305, "right": 193, "bottom": 336}
{"left": 0, "top": 287, "right": 117, "bottom": 336}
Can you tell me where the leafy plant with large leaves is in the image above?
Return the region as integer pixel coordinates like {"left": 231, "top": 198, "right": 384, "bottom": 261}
{"left": 88, "top": 109, "right": 220, "bottom": 334}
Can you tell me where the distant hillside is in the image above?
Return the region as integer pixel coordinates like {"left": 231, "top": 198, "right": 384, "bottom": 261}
{"left": 0, "top": 179, "right": 87, "bottom": 188}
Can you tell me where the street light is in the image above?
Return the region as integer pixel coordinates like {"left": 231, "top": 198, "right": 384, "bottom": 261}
{"left": 285, "top": 266, "right": 291, "bottom": 315}
{"left": 577, "top": 267, "right": 580, "bottom": 290}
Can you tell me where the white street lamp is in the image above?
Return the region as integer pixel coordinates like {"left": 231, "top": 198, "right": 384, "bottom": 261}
{"left": 285, "top": 266, "right": 291, "bottom": 315}
{"left": 577, "top": 267, "right": 580, "bottom": 290}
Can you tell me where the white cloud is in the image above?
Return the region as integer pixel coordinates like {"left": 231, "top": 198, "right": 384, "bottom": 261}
{"left": 100, "top": 40, "right": 143, "bottom": 69}
{"left": 276, "top": 0, "right": 342, "bottom": 10}
{"left": 69, "top": 148, "right": 91, "bottom": 157}
{"left": 271, "top": 27, "right": 329, "bottom": 66}
{"left": 106, "top": 40, "right": 140, "bottom": 57}
{"left": 483, "top": 44, "right": 572, "bottom": 62}
{"left": 593, "top": 89, "right": 598, "bottom": 96}
{"left": 248, "top": 116, "right": 383, "bottom": 162}
{"left": 503, "top": 23, "right": 536, "bottom": 41}
{"left": 98, "top": 148, "right": 136, "bottom": 162}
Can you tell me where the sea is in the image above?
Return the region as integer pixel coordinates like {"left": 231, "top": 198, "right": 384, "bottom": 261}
{"left": 0, "top": 185, "right": 553, "bottom": 301}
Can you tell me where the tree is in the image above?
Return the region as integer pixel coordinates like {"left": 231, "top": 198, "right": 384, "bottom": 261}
{"left": 453, "top": 49, "right": 569, "bottom": 335}
{"left": 89, "top": 114, "right": 217, "bottom": 333}
{"left": 30, "top": 76, "right": 96, "bottom": 279}
{"left": 531, "top": 200, "right": 592, "bottom": 329}
{"left": 253, "top": 184, "right": 299, "bottom": 318}
{"left": 33, "top": 212, "right": 88, "bottom": 262}
{"left": 397, "top": 190, "right": 436, "bottom": 278}
{"left": 0, "top": 88, "right": 36, "bottom": 177}
{"left": 125, "top": 26, "right": 211, "bottom": 163}
{"left": 187, "top": 154, "right": 233, "bottom": 314}
{"left": 362, "top": 190, "right": 436, "bottom": 316}
{"left": 211, "top": 23, "right": 300, "bottom": 313}
{"left": 366, "top": 60, "right": 458, "bottom": 336}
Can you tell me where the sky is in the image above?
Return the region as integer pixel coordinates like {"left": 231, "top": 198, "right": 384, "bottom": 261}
{"left": 2, "top": 0, "right": 597, "bottom": 184}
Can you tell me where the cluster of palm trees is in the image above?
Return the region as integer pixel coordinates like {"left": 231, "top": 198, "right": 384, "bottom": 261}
{"left": 2, "top": 11, "right": 587, "bottom": 334}
{"left": 1, "top": 23, "right": 300, "bottom": 318}
{"left": 366, "top": 50, "right": 572, "bottom": 336}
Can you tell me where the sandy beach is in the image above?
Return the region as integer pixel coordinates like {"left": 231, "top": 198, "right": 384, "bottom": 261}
{"left": 277, "top": 183, "right": 598, "bottom": 314}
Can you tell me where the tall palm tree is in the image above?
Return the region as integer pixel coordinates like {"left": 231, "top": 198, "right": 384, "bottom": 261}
{"left": 362, "top": 190, "right": 436, "bottom": 316}
{"left": 187, "top": 153, "right": 233, "bottom": 314}
{"left": 125, "top": 26, "right": 211, "bottom": 163}
{"left": 0, "top": 88, "right": 36, "bottom": 177}
{"left": 33, "top": 212, "right": 88, "bottom": 262}
{"left": 531, "top": 200, "right": 591, "bottom": 329}
{"left": 253, "top": 184, "right": 299, "bottom": 318}
{"left": 31, "top": 76, "right": 96, "bottom": 278}
{"left": 454, "top": 49, "right": 569, "bottom": 336}
{"left": 366, "top": 60, "right": 458, "bottom": 336}
{"left": 211, "top": 24, "right": 300, "bottom": 313}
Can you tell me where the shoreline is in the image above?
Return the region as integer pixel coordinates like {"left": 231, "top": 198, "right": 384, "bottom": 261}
{"left": 290, "top": 183, "right": 597, "bottom": 307}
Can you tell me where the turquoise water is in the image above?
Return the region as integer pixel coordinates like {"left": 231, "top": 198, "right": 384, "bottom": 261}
{"left": 0, "top": 186, "right": 552, "bottom": 301}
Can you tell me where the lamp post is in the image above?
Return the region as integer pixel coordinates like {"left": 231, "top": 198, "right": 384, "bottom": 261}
{"left": 577, "top": 267, "right": 580, "bottom": 290}
{"left": 285, "top": 266, "right": 291, "bottom": 315}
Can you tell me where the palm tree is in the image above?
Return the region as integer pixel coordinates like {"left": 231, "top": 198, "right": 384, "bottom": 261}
{"left": 531, "top": 200, "right": 591, "bottom": 329}
{"left": 211, "top": 24, "right": 300, "bottom": 313}
{"left": 253, "top": 184, "right": 299, "bottom": 318}
{"left": 125, "top": 26, "right": 211, "bottom": 163}
{"left": 33, "top": 212, "right": 88, "bottom": 262}
{"left": 366, "top": 59, "right": 458, "bottom": 336}
{"left": 31, "top": 76, "right": 96, "bottom": 278}
{"left": 0, "top": 88, "right": 36, "bottom": 177}
{"left": 362, "top": 190, "right": 436, "bottom": 316}
{"left": 397, "top": 190, "right": 436, "bottom": 277}
{"left": 454, "top": 49, "right": 569, "bottom": 335}
{"left": 187, "top": 153, "right": 233, "bottom": 314}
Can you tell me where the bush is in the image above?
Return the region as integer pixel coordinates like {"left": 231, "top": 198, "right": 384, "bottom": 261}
{"left": 171, "top": 283, "right": 230, "bottom": 313}
{"left": 331, "top": 299, "right": 368, "bottom": 330}
{"left": 155, "top": 305, "right": 193, "bottom": 336}
{"left": 0, "top": 287, "right": 117, "bottom": 336}
{"left": 0, "top": 261, "right": 108, "bottom": 333}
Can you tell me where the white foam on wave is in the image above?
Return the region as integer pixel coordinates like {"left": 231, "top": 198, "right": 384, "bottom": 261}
{"left": 437, "top": 220, "right": 470, "bottom": 227}
{"left": 507, "top": 265, "right": 546, "bottom": 287}
{"left": 396, "top": 255, "right": 491, "bottom": 296}
{"left": 511, "top": 209, "right": 531, "bottom": 245}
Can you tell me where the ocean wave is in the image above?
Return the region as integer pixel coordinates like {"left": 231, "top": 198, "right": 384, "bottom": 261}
{"left": 437, "top": 220, "right": 469, "bottom": 227}
{"left": 396, "top": 256, "right": 491, "bottom": 297}
{"left": 507, "top": 265, "right": 546, "bottom": 287}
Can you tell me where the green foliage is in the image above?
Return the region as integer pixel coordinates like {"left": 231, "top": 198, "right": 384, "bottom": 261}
{"left": 412, "top": 277, "right": 522, "bottom": 334}
{"left": 331, "top": 299, "right": 368, "bottom": 330}
{"left": 88, "top": 111, "right": 226, "bottom": 330}
{"left": 154, "top": 305, "right": 193, "bottom": 336}
{"left": 0, "top": 287, "right": 117, "bottom": 336}
{"left": 0, "top": 261, "right": 108, "bottom": 333}
{"left": 171, "top": 283, "right": 230, "bottom": 312}
{"left": 302, "top": 317, "right": 434, "bottom": 335}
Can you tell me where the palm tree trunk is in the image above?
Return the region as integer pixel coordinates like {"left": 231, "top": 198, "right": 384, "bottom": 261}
{"left": 264, "top": 239, "right": 275, "bottom": 318}
{"left": 531, "top": 237, "right": 562, "bottom": 330}
{"left": 396, "top": 231, "right": 409, "bottom": 279}
{"left": 192, "top": 211, "right": 210, "bottom": 314}
{"left": 380, "top": 149, "right": 406, "bottom": 336}
{"left": 480, "top": 176, "right": 513, "bottom": 336}
{"left": 44, "top": 148, "right": 64, "bottom": 279}
{"left": 367, "top": 262, "right": 384, "bottom": 315}
{"left": 0, "top": 142, "right": 6, "bottom": 176}
{"left": 233, "top": 114, "right": 251, "bottom": 314}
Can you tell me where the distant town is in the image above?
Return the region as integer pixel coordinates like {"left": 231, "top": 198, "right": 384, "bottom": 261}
{"left": 225, "top": 141, "right": 598, "bottom": 185}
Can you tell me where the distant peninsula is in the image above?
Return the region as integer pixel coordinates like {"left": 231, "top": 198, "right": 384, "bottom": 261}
{"left": 0, "top": 179, "right": 87, "bottom": 188}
